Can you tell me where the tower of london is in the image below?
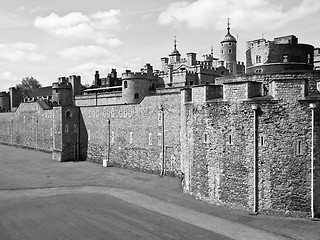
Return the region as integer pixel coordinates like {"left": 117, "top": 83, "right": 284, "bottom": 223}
{"left": 0, "top": 22, "right": 319, "bottom": 218}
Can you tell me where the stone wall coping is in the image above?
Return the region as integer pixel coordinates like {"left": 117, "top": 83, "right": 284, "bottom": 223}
{"left": 270, "top": 78, "right": 308, "bottom": 82}
{"left": 223, "top": 81, "right": 261, "bottom": 85}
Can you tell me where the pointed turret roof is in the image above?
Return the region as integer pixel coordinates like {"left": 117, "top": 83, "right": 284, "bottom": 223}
{"left": 221, "top": 18, "right": 237, "bottom": 43}
{"left": 170, "top": 36, "right": 180, "bottom": 55}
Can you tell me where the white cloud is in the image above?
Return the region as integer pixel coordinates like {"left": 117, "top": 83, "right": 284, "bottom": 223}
{"left": 0, "top": 42, "right": 46, "bottom": 62}
{"left": 34, "top": 10, "right": 122, "bottom": 45}
{"left": 0, "top": 10, "right": 30, "bottom": 29}
{"left": 90, "top": 10, "right": 121, "bottom": 29}
{"left": 58, "top": 45, "right": 113, "bottom": 60}
{"left": 158, "top": 0, "right": 320, "bottom": 30}
{"left": 0, "top": 71, "right": 20, "bottom": 91}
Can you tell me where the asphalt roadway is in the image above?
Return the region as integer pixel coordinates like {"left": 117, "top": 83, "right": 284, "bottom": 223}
{"left": 0, "top": 145, "right": 319, "bottom": 240}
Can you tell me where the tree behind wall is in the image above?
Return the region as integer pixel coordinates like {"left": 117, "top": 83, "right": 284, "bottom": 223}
{"left": 16, "top": 77, "right": 42, "bottom": 99}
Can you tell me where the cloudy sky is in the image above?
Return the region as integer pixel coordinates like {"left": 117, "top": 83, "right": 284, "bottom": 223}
{"left": 0, "top": 0, "right": 319, "bottom": 91}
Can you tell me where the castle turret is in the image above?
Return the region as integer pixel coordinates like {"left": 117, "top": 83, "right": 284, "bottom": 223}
{"left": 122, "top": 67, "right": 158, "bottom": 104}
{"left": 169, "top": 36, "right": 181, "bottom": 64}
{"left": 220, "top": 18, "right": 237, "bottom": 74}
{"left": 52, "top": 77, "right": 73, "bottom": 106}
{"left": 9, "top": 87, "right": 21, "bottom": 110}
{"left": 94, "top": 71, "right": 101, "bottom": 87}
{"left": 0, "top": 91, "right": 10, "bottom": 111}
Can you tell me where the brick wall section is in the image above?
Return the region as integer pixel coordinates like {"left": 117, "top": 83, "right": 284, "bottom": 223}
{"left": 314, "top": 106, "right": 320, "bottom": 217}
{"left": 79, "top": 92, "right": 182, "bottom": 176}
{"left": 0, "top": 102, "right": 53, "bottom": 151}
{"left": 216, "top": 72, "right": 320, "bottom": 95}
{"left": 223, "top": 82, "right": 248, "bottom": 101}
{"left": 75, "top": 92, "right": 123, "bottom": 106}
{"left": 182, "top": 97, "right": 320, "bottom": 217}
{"left": 270, "top": 79, "right": 307, "bottom": 100}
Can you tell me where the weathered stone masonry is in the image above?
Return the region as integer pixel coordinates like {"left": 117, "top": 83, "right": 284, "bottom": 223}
{"left": 78, "top": 90, "right": 181, "bottom": 176}
{"left": 181, "top": 73, "right": 320, "bottom": 217}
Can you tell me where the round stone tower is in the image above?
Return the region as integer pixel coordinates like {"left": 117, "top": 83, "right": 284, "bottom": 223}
{"left": 121, "top": 71, "right": 150, "bottom": 104}
{"left": 0, "top": 91, "right": 10, "bottom": 111}
{"left": 220, "top": 19, "right": 237, "bottom": 74}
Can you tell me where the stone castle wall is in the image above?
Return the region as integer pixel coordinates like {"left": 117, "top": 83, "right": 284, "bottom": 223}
{"left": 0, "top": 102, "right": 54, "bottom": 151}
{"left": 0, "top": 103, "right": 79, "bottom": 162}
{"left": 181, "top": 91, "right": 320, "bottom": 217}
{"left": 1, "top": 72, "right": 320, "bottom": 217}
{"left": 79, "top": 91, "right": 182, "bottom": 176}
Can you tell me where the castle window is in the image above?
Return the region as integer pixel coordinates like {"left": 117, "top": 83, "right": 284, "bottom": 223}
{"left": 134, "top": 93, "right": 139, "bottom": 99}
{"left": 158, "top": 111, "right": 162, "bottom": 126}
{"left": 65, "top": 110, "right": 72, "bottom": 118}
{"left": 228, "top": 43, "right": 232, "bottom": 46}
{"left": 111, "top": 131, "right": 115, "bottom": 143}
{"left": 203, "top": 132, "right": 209, "bottom": 143}
{"left": 73, "top": 124, "right": 78, "bottom": 133}
{"left": 256, "top": 56, "right": 261, "bottom": 63}
{"left": 221, "top": 50, "right": 224, "bottom": 54}
{"left": 158, "top": 133, "right": 162, "bottom": 146}
{"left": 228, "top": 49, "right": 232, "bottom": 54}
{"left": 149, "top": 133, "right": 152, "bottom": 145}
{"left": 296, "top": 140, "right": 303, "bottom": 155}
{"left": 307, "top": 54, "right": 311, "bottom": 64}
{"left": 283, "top": 55, "right": 288, "bottom": 62}
{"left": 190, "top": 81, "right": 194, "bottom": 86}
{"left": 124, "top": 81, "right": 128, "bottom": 88}
{"left": 259, "top": 135, "right": 265, "bottom": 146}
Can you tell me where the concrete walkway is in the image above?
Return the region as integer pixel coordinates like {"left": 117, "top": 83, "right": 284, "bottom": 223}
{"left": 0, "top": 144, "right": 319, "bottom": 240}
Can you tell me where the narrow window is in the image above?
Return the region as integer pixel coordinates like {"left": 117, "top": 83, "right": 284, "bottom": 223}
{"left": 228, "top": 48, "right": 232, "bottom": 54}
{"left": 158, "top": 133, "right": 162, "bottom": 146}
{"left": 228, "top": 135, "right": 232, "bottom": 145}
{"left": 203, "top": 132, "right": 209, "bottom": 143}
{"left": 158, "top": 111, "right": 162, "bottom": 126}
{"left": 129, "top": 132, "right": 133, "bottom": 144}
{"left": 111, "top": 131, "right": 115, "bottom": 143}
{"left": 149, "top": 133, "right": 152, "bottom": 145}
{"left": 124, "top": 81, "right": 127, "bottom": 88}
{"left": 259, "top": 136, "right": 265, "bottom": 146}
{"left": 73, "top": 124, "right": 78, "bottom": 133}
{"left": 221, "top": 49, "right": 224, "bottom": 54}
{"left": 256, "top": 56, "right": 261, "bottom": 63}
{"left": 134, "top": 93, "right": 139, "bottom": 99}
{"left": 307, "top": 54, "right": 311, "bottom": 64}
{"left": 296, "top": 140, "right": 303, "bottom": 155}
{"left": 283, "top": 55, "right": 288, "bottom": 63}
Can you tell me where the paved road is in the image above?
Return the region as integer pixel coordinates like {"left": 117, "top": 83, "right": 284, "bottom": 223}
{"left": 0, "top": 144, "right": 319, "bottom": 240}
{"left": 1, "top": 191, "right": 229, "bottom": 240}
